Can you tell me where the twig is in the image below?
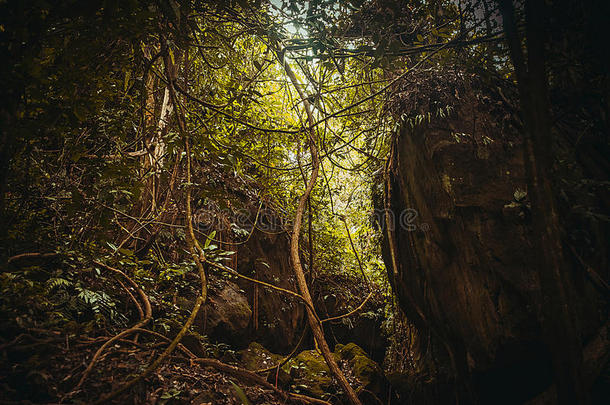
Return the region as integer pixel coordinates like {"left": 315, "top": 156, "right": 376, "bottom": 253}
{"left": 73, "top": 261, "right": 152, "bottom": 390}
{"left": 255, "top": 325, "right": 308, "bottom": 373}
{"left": 320, "top": 291, "right": 374, "bottom": 324}
{"left": 116, "top": 278, "right": 144, "bottom": 321}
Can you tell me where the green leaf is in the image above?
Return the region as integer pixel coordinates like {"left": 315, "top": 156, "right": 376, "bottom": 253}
{"left": 123, "top": 70, "right": 131, "bottom": 92}
{"left": 204, "top": 230, "right": 216, "bottom": 249}
{"left": 118, "top": 248, "right": 134, "bottom": 256}
{"left": 230, "top": 381, "right": 251, "bottom": 405}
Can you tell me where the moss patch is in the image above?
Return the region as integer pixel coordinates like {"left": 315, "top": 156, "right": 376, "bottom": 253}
{"left": 239, "top": 342, "right": 282, "bottom": 371}
{"left": 284, "top": 350, "right": 333, "bottom": 398}
{"left": 335, "top": 343, "right": 386, "bottom": 396}
{"left": 239, "top": 343, "right": 387, "bottom": 402}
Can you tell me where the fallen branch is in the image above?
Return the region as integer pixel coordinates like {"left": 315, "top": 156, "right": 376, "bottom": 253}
{"left": 102, "top": 326, "right": 326, "bottom": 405}
{"left": 5, "top": 252, "right": 61, "bottom": 270}
{"left": 116, "top": 327, "right": 325, "bottom": 404}
{"left": 93, "top": 295, "right": 205, "bottom": 404}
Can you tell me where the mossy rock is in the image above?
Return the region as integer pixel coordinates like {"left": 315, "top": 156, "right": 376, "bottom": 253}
{"left": 335, "top": 343, "right": 387, "bottom": 398}
{"left": 284, "top": 349, "right": 333, "bottom": 399}
{"left": 239, "top": 342, "right": 291, "bottom": 387}
{"left": 335, "top": 342, "right": 369, "bottom": 361}
{"left": 238, "top": 343, "right": 386, "bottom": 401}
{"left": 239, "top": 342, "right": 283, "bottom": 371}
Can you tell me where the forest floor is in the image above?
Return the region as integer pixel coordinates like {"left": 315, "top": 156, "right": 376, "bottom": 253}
{"left": 0, "top": 326, "right": 301, "bottom": 404}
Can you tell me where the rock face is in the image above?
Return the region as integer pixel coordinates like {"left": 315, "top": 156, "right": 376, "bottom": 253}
{"left": 235, "top": 229, "right": 305, "bottom": 353}
{"left": 385, "top": 121, "right": 545, "bottom": 403}
{"left": 198, "top": 280, "right": 252, "bottom": 346}
{"left": 380, "top": 74, "right": 607, "bottom": 403}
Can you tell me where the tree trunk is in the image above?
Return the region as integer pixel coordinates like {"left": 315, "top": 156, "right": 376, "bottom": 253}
{"left": 497, "top": 1, "right": 586, "bottom": 403}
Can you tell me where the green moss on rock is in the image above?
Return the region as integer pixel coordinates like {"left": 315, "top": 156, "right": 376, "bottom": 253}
{"left": 284, "top": 350, "right": 333, "bottom": 398}
{"left": 239, "top": 342, "right": 282, "bottom": 371}
{"left": 239, "top": 342, "right": 292, "bottom": 387}
{"left": 238, "top": 343, "right": 387, "bottom": 401}
{"left": 335, "top": 343, "right": 386, "bottom": 396}
{"left": 335, "top": 342, "right": 368, "bottom": 361}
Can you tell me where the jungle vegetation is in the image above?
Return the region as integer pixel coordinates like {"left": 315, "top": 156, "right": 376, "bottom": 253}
{"left": 1, "top": 1, "right": 607, "bottom": 404}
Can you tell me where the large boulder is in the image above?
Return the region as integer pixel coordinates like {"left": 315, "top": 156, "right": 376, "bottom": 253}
{"left": 191, "top": 280, "right": 252, "bottom": 346}
{"left": 240, "top": 341, "right": 282, "bottom": 371}
{"left": 239, "top": 341, "right": 292, "bottom": 386}
{"left": 335, "top": 343, "right": 388, "bottom": 401}
{"left": 235, "top": 229, "right": 305, "bottom": 353}
{"left": 381, "top": 71, "right": 607, "bottom": 403}
{"left": 381, "top": 79, "right": 550, "bottom": 402}
{"left": 236, "top": 342, "right": 388, "bottom": 402}
{"left": 286, "top": 349, "right": 335, "bottom": 399}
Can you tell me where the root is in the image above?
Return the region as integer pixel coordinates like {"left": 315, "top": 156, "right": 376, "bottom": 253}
{"left": 256, "top": 324, "right": 308, "bottom": 373}
{"left": 92, "top": 294, "right": 205, "bottom": 404}
{"left": 131, "top": 327, "right": 197, "bottom": 359}
{"left": 73, "top": 261, "right": 152, "bottom": 390}
{"left": 194, "top": 358, "right": 331, "bottom": 405}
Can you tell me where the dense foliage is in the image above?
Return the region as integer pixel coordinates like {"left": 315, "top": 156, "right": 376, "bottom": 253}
{"left": 1, "top": 1, "right": 607, "bottom": 404}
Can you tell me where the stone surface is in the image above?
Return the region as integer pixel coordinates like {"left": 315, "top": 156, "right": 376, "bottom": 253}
{"left": 285, "top": 349, "right": 334, "bottom": 398}
{"left": 381, "top": 74, "right": 607, "bottom": 403}
{"left": 196, "top": 280, "right": 252, "bottom": 346}
{"left": 236, "top": 341, "right": 388, "bottom": 402}
{"left": 335, "top": 343, "right": 387, "bottom": 399}
{"left": 235, "top": 230, "right": 305, "bottom": 353}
